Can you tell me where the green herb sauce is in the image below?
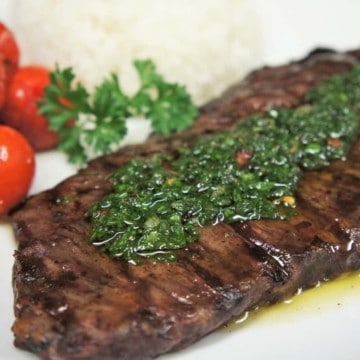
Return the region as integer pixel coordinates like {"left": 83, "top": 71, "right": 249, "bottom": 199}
{"left": 88, "top": 64, "right": 360, "bottom": 264}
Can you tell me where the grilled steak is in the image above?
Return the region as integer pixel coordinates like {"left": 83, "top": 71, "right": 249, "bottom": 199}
{"left": 11, "top": 49, "right": 360, "bottom": 360}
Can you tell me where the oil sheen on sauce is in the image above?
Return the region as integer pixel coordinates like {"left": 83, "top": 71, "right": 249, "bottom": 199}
{"left": 223, "top": 271, "right": 360, "bottom": 332}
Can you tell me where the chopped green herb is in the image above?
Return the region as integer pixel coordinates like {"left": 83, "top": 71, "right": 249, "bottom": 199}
{"left": 87, "top": 65, "right": 360, "bottom": 264}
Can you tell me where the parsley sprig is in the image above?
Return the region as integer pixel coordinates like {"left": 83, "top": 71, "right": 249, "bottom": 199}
{"left": 38, "top": 60, "right": 198, "bottom": 165}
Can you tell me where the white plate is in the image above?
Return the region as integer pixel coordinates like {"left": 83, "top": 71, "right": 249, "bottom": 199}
{"left": 1, "top": 1, "right": 360, "bottom": 359}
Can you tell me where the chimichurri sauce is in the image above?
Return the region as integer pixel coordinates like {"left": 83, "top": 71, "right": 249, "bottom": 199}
{"left": 88, "top": 64, "right": 360, "bottom": 264}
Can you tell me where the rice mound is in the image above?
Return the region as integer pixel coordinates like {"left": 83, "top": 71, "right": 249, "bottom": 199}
{"left": 9, "top": 0, "right": 263, "bottom": 105}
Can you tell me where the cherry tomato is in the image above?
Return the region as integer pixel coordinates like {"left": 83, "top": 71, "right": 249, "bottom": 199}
{"left": 0, "top": 65, "right": 58, "bottom": 150}
{"left": 0, "top": 23, "right": 20, "bottom": 110}
{"left": 0, "top": 61, "right": 6, "bottom": 109}
{"left": 0, "top": 125, "right": 35, "bottom": 216}
{"left": 0, "top": 22, "right": 20, "bottom": 74}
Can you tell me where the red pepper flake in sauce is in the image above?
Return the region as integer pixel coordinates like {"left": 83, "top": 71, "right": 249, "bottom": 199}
{"left": 236, "top": 149, "right": 253, "bottom": 168}
{"left": 327, "top": 138, "right": 343, "bottom": 148}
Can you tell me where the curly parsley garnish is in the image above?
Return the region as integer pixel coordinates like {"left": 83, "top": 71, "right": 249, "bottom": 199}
{"left": 38, "top": 60, "right": 198, "bottom": 165}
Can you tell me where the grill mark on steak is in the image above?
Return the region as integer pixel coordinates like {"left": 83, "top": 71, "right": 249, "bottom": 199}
{"left": 10, "top": 48, "right": 360, "bottom": 360}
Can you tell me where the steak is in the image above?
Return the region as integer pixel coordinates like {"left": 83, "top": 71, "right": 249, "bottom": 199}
{"left": 11, "top": 49, "right": 360, "bottom": 360}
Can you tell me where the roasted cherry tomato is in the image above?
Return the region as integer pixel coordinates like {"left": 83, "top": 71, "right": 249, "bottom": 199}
{"left": 0, "top": 125, "right": 35, "bottom": 216}
{"left": 0, "top": 22, "right": 20, "bottom": 109}
{"left": 0, "top": 65, "right": 58, "bottom": 150}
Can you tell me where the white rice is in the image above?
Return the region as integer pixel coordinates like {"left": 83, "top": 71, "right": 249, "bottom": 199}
{"left": 9, "top": 0, "right": 263, "bottom": 105}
